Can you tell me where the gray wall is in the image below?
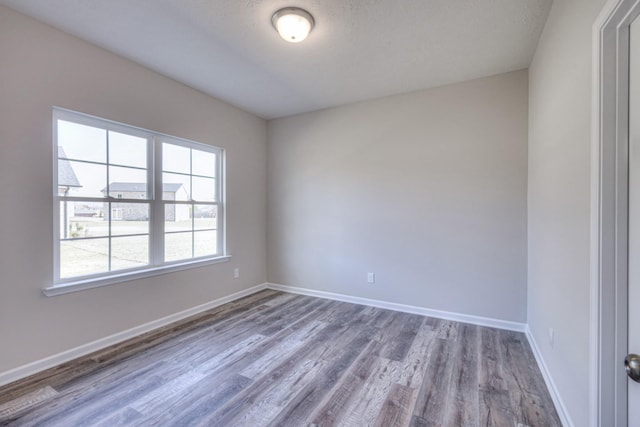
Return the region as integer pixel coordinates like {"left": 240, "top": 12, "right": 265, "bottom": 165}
{"left": 1, "top": 6, "right": 611, "bottom": 423}
{"left": 0, "top": 6, "right": 267, "bottom": 373}
{"left": 267, "top": 70, "right": 529, "bottom": 323}
{"left": 527, "top": 0, "right": 606, "bottom": 425}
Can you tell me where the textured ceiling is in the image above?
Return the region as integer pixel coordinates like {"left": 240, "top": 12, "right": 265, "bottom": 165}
{"left": 0, "top": 0, "right": 552, "bottom": 119}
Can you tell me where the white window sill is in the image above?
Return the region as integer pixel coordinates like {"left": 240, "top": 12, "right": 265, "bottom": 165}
{"left": 43, "top": 255, "right": 231, "bottom": 297}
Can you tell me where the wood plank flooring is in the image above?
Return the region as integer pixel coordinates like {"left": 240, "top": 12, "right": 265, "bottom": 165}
{"left": 0, "top": 290, "right": 561, "bottom": 426}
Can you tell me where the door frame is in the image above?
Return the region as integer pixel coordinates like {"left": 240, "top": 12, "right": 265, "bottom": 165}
{"left": 592, "top": 1, "right": 640, "bottom": 426}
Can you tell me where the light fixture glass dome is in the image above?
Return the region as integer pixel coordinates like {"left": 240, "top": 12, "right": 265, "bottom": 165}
{"left": 272, "top": 7, "right": 315, "bottom": 43}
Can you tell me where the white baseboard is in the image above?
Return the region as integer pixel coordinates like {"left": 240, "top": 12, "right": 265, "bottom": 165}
{"left": 0, "top": 283, "right": 268, "bottom": 388}
{"left": 2, "top": 281, "right": 569, "bottom": 427}
{"left": 266, "top": 283, "right": 526, "bottom": 332}
{"left": 525, "top": 325, "right": 573, "bottom": 427}
{"left": 269, "top": 283, "right": 573, "bottom": 423}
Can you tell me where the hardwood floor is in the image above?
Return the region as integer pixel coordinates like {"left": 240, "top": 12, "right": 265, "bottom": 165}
{"left": 0, "top": 290, "right": 561, "bottom": 426}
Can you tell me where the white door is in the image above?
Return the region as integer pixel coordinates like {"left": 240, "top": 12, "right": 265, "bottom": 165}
{"left": 629, "top": 13, "right": 640, "bottom": 427}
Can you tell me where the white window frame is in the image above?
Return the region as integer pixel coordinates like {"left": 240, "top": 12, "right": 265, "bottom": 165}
{"left": 46, "top": 108, "right": 229, "bottom": 296}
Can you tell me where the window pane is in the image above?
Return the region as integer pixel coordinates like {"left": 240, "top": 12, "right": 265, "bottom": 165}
{"left": 108, "top": 167, "right": 148, "bottom": 199}
{"left": 55, "top": 111, "right": 225, "bottom": 283}
{"left": 60, "top": 238, "right": 108, "bottom": 278}
{"left": 109, "top": 131, "right": 147, "bottom": 168}
{"left": 59, "top": 160, "right": 107, "bottom": 198}
{"left": 165, "top": 204, "right": 191, "bottom": 232}
{"left": 165, "top": 232, "right": 192, "bottom": 262}
{"left": 163, "top": 143, "right": 190, "bottom": 174}
{"left": 194, "top": 205, "right": 217, "bottom": 230}
{"left": 163, "top": 173, "right": 191, "bottom": 200}
{"left": 75, "top": 217, "right": 109, "bottom": 238}
{"left": 111, "top": 235, "right": 149, "bottom": 271}
{"left": 60, "top": 202, "right": 108, "bottom": 238}
{"left": 192, "top": 150, "right": 216, "bottom": 178}
{"left": 57, "top": 120, "right": 106, "bottom": 163}
{"left": 192, "top": 176, "right": 216, "bottom": 202}
{"left": 59, "top": 201, "right": 66, "bottom": 238}
{"left": 194, "top": 230, "right": 217, "bottom": 257}
{"left": 111, "top": 203, "right": 149, "bottom": 236}
{"left": 74, "top": 201, "right": 104, "bottom": 220}
{"left": 59, "top": 201, "right": 70, "bottom": 239}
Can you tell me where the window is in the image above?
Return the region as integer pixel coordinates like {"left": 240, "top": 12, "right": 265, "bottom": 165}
{"left": 52, "top": 108, "right": 226, "bottom": 291}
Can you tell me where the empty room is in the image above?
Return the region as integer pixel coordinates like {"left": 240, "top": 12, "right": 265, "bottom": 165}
{"left": 0, "top": 0, "right": 637, "bottom": 426}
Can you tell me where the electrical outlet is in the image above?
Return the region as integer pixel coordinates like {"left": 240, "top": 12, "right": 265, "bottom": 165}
{"left": 234, "top": 268, "right": 240, "bottom": 279}
{"left": 549, "top": 328, "right": 554, "bottom": 348}
{"left": 367, "top": 272, "right": 375, "bottom": 284}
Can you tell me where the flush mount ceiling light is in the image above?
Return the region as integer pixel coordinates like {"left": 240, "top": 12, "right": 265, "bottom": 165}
{"left": 271, "top": 7, "right": 315, "bottom": 43}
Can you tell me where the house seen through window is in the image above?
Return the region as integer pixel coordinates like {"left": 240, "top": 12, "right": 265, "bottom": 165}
{"left": 54, "top": 108, "right": 224, "bottom": 284}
